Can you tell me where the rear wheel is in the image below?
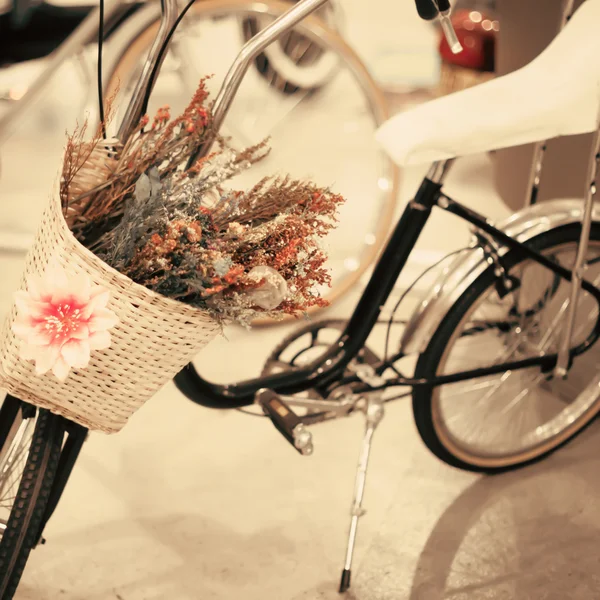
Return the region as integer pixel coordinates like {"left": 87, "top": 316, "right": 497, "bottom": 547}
{"left": 0, "top": 396, "right": 64, "bottom": 599}
{"left": 413, "top": 224, "right": 600, "bottom": 472}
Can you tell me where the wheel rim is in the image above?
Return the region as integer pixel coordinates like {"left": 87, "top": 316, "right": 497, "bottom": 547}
{"left": 105, "top": 0, "right": 398, "bottom": 321}
{"left": 432, "top": 241, "right": 600, "bottom": 467}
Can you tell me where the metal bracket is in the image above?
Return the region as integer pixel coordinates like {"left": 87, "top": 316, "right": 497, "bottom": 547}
{"left": 473, "top": 230, "right": 515, "bottom": 296}
{"left": 283, "top": 394, "right": 356, "bottom": 417}
{"left": 350, "top": 362, "right": 386, "bottom": 388}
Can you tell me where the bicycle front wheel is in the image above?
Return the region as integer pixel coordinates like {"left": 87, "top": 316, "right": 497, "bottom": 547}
{"left": 104, "top": 0, "right": 399, "bottom": 319}
{"left": 0, "top": 396, "right": 64, "bottom": 599}
{"left": 413, "top": 224, "right": 600, "bottom": 473}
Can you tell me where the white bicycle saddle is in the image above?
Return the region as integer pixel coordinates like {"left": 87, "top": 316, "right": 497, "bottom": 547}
{"left": 376, "top": 0, "right": 600, "bottom": 167}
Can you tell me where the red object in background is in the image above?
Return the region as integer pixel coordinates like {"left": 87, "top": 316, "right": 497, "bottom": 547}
{"left": 438, "top": 9, "right": 498, "bottom": 72}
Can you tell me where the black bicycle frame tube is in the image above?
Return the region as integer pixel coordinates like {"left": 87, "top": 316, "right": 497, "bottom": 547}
{"left": 174, "top": 178, "right": 443, "bottom": 407}
{"left": 439, "top": 192, "right": 600, "bottom": 356}
{"left": 175, "top": 182, "right": 600, "bottom": 408}
{"left": 334, "top": 354, "right": 561, "bottom": 395}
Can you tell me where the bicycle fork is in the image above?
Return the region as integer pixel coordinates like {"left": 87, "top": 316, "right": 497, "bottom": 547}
{"left": 555, "top": 130, "right": 600, "bottom": 377}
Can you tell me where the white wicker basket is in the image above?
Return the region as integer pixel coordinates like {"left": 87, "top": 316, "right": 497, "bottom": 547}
{"left": 0, "top": 183, "right": 220, "bottom": 433}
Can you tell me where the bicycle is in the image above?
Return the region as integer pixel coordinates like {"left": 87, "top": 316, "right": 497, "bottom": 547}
{"left": 0, "top": 0, "right": 399, "bottom": 316}
{"left": 2, "top": 0, "right": 600, "bottom": 596}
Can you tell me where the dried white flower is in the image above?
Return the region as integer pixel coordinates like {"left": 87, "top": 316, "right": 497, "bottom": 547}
{"left": 213, "top": 256, "right": 233, "bottom": 277}
{"left": 227, "top": 222, "right": 245, "bottom": 237}
{"left": 244, "top": 266, "right": 288, "bottom": 310}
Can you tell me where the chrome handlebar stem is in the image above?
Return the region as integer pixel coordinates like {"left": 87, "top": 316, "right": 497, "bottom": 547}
{"left": 188, "top": 0, "right": 330, "bottom": 164}
{"left": 116, "top": 0, "right": 179, "bottom": 142}
{"left": 116, "top": 0, "right": 330, "bottom": 150}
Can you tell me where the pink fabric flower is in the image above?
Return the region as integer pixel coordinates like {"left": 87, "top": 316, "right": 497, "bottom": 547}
{"left": 11, "top": 262, "right": 119, "bottom": 382}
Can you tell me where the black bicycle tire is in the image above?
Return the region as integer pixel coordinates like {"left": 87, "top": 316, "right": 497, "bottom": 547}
{"left": 0, "top": 407, "right": 65, "bottom": 599}
{"left": 412, "top": 224, "right": 600, "bottom": 474}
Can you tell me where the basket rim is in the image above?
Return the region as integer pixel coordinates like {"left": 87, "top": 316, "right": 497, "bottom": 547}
{"left": 53, "top": 178, "right": 215, "bottom": 321}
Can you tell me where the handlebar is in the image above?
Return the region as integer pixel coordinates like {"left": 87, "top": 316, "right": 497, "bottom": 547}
{"left": 414, "top": 0, "right": 463, "bottom": 54}
{"left": 414, "top": 0, "right": 439, "bottom": 20}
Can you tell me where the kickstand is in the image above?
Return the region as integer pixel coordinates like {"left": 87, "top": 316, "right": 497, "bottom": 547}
{"left": 339, "top": 395, "right": 384, "bottom": 593}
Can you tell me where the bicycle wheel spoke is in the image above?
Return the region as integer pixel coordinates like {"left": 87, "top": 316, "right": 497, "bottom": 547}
{"left": 0, "top": 404, "right": 42, "bottom": 555}
{"left": 0, "top": 447, "right": 30, "bottom": 503}
{"left": 440, "top": 377, "right": 511, "bottom": 402}
{"left": 428, "top": 237, "right": 600, "bottom": 463}
{"left": 0, "top": 420, "right": 34, "bottom": 500}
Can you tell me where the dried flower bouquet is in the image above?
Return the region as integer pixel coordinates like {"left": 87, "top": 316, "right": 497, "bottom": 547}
{"left": 60, "top": 78, "right": 345, "bottom": 326}
{"left": 0, "top": 76, "right": 346, "bottom": 431}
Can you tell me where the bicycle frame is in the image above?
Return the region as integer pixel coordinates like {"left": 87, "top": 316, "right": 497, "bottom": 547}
{"left": 163, "top": 0, "right": 597, "bottom": 406}
{"left": 174, "top": 161, "right": 600, "bottom": 408}
{"left": 38, "top": 153, "right": 600, "bottom": 547}
{"left": 49, "top": 157, "right": 600, "bottom": 541}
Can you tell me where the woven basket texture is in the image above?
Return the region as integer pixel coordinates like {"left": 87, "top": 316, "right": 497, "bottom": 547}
{"left": 0, "top": 184, "right": 220, "bottom": 433}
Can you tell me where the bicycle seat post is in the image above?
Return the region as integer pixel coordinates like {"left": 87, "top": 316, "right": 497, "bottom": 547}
{"left": 426, "top": 159, "right": 454, "bottom": 185}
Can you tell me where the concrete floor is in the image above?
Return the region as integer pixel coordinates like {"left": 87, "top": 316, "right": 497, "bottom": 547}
{"left": 2, "top": 4, "right": 600, "bottom": 599}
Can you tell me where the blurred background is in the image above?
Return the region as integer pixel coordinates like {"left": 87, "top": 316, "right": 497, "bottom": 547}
{"left": 2, "top": 1, "right": 600, "bottom": 599}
